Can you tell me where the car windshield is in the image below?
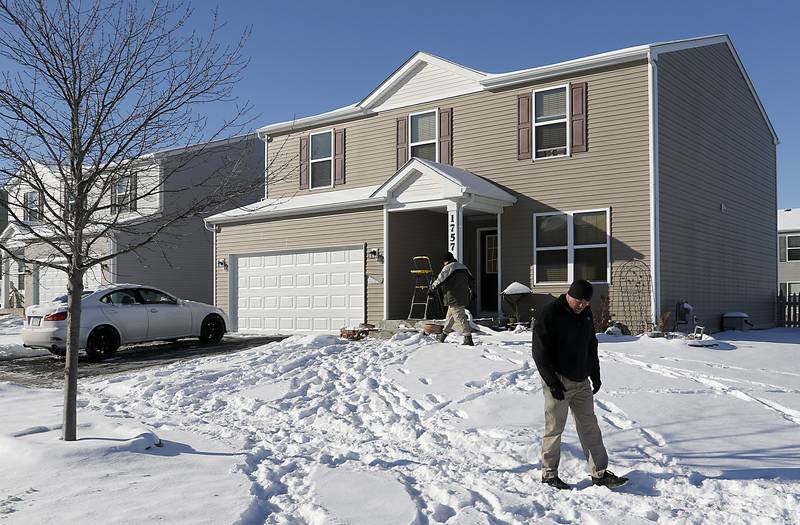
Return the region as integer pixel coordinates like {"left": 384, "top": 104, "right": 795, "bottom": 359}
{"left": 51, "top": 291, "right": 94, "bottom": 303}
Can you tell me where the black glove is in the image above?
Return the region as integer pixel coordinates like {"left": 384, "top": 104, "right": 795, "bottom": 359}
{"left": 590, "top": 377, "right": 601, "bottom": 395}
{"left": 549, "top": 383, "right": 565, "bottom": 401}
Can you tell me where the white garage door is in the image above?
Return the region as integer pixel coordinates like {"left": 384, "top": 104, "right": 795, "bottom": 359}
{"left": 37, "top": 264, "right": 106, "bottom": 304}
{"left": 234, "top": 246, "right": 365, "bottom": 333}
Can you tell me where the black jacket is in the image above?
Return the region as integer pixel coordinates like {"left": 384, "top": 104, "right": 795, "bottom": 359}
{"left": 431, "top": 261, "right": 473, "bottom": 307}
{"left": 532, "top": 294, "right": 600, "bottom": 389}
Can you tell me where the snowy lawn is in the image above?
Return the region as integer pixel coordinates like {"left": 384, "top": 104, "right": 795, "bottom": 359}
{"left": 1, "top": 328, "right": 799, "bottom": 524}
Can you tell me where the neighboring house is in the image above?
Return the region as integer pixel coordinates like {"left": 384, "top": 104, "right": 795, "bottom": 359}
{"left": 0, "top": 135, "right": 264, "bottom": 308}
{"left": 207, "top": 34, "right": 777, "bottom": 334}
{"left": 777, "top": 208, "right": 800, "bottom": 295}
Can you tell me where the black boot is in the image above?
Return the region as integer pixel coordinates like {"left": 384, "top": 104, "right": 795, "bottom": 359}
{"left": 462, "top": 334, "right": 474, "bottom": 346}
{"left": 436, "top": 332, "right": 447, "bottom": 343}
{"left": 591, "top": 470, "right": 629, "bottom": 488}
{"left": 542, "top": 476, "right": 571, "bottom": 490}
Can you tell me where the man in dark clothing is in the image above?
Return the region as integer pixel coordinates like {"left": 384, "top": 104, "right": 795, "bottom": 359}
{"left": 429, "top": 252, "right": 474, "bottom": 346}
{"left": 532, "top": 279, "right": 628, "bottom": 490}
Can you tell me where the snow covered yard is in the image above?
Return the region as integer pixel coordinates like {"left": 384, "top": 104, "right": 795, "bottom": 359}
{"left": 0, "top": 315, "right": 48, "bottom": 360}
{"left": 1, "top": 327, "right": 799, "bottom": 524}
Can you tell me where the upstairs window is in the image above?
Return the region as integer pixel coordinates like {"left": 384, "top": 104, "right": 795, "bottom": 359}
{"left": 788, "top": 235, "right": 800, "bottom": 261}
{"left": 533, "top": 86, "right": 568, "bottom": 159}
{"left": 112, "top": 174, "right": 137, "bottom": 214}
{"left": 309, "top": 131, "right": 333, "bottom": 189}
{"left": 409, "top": 111, "right": 437, "bottom": 161}
{"left": 23, "top": 190, "right": 42, "bottom": 222}
{"left": 534, "top": 209, "right": 609, "bottom": 284}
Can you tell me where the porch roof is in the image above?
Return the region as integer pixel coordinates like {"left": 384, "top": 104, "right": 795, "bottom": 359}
{"left": 370, "top": 158, "right": 517, "bottom": 204}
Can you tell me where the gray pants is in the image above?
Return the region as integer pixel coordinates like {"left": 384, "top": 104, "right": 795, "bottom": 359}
{"left": 443, "top": 305, "right": 470, "bottom": 336}
{"left": 541, "top": 374, "right": 608, "bottom": 479}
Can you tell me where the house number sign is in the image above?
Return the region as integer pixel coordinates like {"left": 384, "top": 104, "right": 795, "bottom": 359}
{"left": 448, "top": 210, "right": 458, "bottom": 256}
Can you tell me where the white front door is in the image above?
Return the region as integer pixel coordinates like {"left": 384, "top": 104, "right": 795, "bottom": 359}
{"left": 233, "top": 246, "right": 365, "bottom": 333}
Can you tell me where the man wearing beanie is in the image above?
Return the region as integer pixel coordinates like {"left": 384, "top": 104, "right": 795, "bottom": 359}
{"left": 532, "top": 279, "right": 628, "bottom": 490}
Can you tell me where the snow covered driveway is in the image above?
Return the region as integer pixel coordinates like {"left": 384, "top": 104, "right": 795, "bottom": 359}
{"left": 2, "top": 329, "right": 800, "bottom": 523}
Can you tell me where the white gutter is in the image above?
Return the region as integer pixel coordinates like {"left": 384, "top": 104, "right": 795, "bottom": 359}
{"left": 481, "top": 46, "right": 650, "bottom": 90}
{"left": 647, "top": 50, "right": 661, "bottom": 327}
{"left": 206, "top": 196, "right": 386, "bottom": 226}
{"left": 257, "top": 106, "right": 369, "bottom": 136}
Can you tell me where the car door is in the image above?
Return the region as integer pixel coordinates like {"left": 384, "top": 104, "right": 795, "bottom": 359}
{"left": 99, "top": 289, "right": 149, "bottom": 342}
{"left": 137, "top": 288, "right": 192, "bottom": 340}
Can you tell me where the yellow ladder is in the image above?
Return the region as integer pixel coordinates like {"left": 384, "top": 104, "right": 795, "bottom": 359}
{"left": 408, "top": 256, "right": 434, "bottom": 320}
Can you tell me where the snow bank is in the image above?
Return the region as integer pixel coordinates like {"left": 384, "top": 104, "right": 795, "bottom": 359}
{"left": 0, "top": 315, "right": 48, "bottom": 359}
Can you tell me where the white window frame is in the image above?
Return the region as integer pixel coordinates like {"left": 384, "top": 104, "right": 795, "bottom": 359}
{"left": 309, "top": 129, "right": 334, "bottom": 190}
{"left": 112, "top": 174, "right": 137, "bottom": 215}
{"left": 786, "top": 234, "right": 800, "bottom": 262}
{"left": 532, "top": 84, "right": 570, "bottom": 160}
{"left": 23, "top": 190, "right": 42, "bottom": 222}
{"left": 533, "top": 208, "right": 611, "bottom": 285}
{"left": 484, "top": 233, "right": 498, "bottom": 275}
{"left": 408, "top": 109, "right": 438, "bottom": 162}
{"left": 11, "top": 258, "right": 26, "bottom": 291}
{"left": 781, "top": 282, "right": 800, "bottom": 297}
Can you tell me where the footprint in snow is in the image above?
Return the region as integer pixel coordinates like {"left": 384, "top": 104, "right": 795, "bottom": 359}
{"left": 419, "top": 377, "right": 431, "bottom": 385}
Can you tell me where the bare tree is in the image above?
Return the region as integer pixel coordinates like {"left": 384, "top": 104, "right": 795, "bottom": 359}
{"left": 0, "top": 0, "right": 266, "bottom": 441}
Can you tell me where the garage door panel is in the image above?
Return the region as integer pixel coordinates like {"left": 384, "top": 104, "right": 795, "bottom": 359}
{"left": 234, "top": 246, "right": 364, "bottom": 333}
{"left": 37, "top": 264, "right": 106, "bottom": 304}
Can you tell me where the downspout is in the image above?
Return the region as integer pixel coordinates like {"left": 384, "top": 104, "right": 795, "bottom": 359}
{"left": 647, "top": 50, "right": 661, "bottom": 327}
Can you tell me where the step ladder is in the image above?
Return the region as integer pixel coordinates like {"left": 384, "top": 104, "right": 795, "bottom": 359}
{"left": 407, "top": 256, "right": 434, "bottom": 320}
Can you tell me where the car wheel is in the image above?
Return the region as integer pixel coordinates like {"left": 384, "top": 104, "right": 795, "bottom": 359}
{"left": 199, "top": 315, "right": 225, "bottom": 344}
{"left": 85, "top": 326, "right": 121, "bottom": 360}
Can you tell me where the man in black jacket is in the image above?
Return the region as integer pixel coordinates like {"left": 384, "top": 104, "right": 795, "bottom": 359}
{"left": 429, "top": 252, "right": 474, "bottom": 346}
{"left": 532, "top": 279, "right": 628, "bottom": 490}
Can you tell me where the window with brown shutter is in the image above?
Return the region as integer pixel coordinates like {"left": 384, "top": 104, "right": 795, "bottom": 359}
{"left": 517, "top": 93, "right": 532, "bottom": 160}
{"left": 333, "top": 128, "right": 345, "bottom": 186}
{"left": 438, "top": 107, "right": 452, "bottom": 165}
{"left": 571, "top": 82, "right": 587, "bottom": 153}
{"left": 396, "top": 117, "right": 408, "bottom": 169}
{"left": 299, "top": 135, "right": 309, "bottom": 189}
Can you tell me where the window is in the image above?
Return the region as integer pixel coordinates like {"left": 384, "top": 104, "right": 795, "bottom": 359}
{"left": 53, "top": 291, "right": 94, "bottom": 304}
{"left": 485, "top": 234, "right": 498, "bottom": 274}
{"left": 23, "top": 191, "right": 42, "bottom": 222}
{"left": 309, "top": 131, "right": 333, "bottom": 189}
{"left": 533, "top": 86, "right": 568, "bottom": 159}
{"left": 13, "top": 259, "right": 26, "bottom": 291}
{"left": 534, "top": 209, "right": 610, "bottom": 284}
{"left": 787, "top": 235, "right": 800, "bottom": 261}
{"left": 100, "top": 289, "right": 140, "bottom": 305}
{"left": 113, "top": 174, "right": 137, "bottom": 214}
{"left": 137, "top": 288, "right": 177, "bottom": 305}
{"left": 780, "top": 282, "right": 800, "bottom": 296}
{"left": 409, "top": 111, "right": 437, "bottom": 161}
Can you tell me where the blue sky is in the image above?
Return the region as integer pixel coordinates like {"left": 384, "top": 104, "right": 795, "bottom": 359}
{"left": 194, "top": 0, "right": 797, "bottom": 205}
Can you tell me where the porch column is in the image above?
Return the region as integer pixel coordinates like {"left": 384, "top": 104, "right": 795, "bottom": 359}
{"left": 446, "top": 202, "right": 463, "bottom": 261}
{"left": 0, "top": 257, "right": 7, "bottom": 309}
{"left": 497, "top": 212, "right": 502, "bottom": 314}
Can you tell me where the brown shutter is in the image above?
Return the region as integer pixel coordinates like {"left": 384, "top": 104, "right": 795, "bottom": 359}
{"left": 130, "top": 173, "right": 137, "bottom": 211}
{"left": 299, "top": 135, "right": 309, "bottom": 190}
{"left": 517, "top": 93, "right": 532, "bottom": 160}
{"left": 570, "top": 82, "right": 587, "bottom": 153}
{"left": 333, "top": 128, "right": 346, "bottom": 186}
{"left": 780, "top": 235, "right": 787, "bottom": 262}
{"left": 438, "top": 107, "right": 453, "bottom": 165}
{"left": 396, "top": 116, "right": 408, "bottom": 169}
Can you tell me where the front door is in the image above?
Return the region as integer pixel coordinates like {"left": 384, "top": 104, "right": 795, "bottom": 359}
{"left": 478, "top": 229, "right": 498, "bottom": 313}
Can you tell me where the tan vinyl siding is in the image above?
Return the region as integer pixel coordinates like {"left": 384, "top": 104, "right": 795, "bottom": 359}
{"left": 215, "top": 207, "right": 384, "bottom": 323}
{"left": 262, "top": 61, "right": 651, "bottom": 323}
{"left": 657, "top": 43, "right": 777, "bottom": 330}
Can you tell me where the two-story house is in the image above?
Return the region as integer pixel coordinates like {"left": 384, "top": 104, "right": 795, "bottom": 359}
{"left": 777, "top": 208, "right": 800, "bottom": 296}
{"left": 0, "top": 135, "right": 264, "bottom": 308}
{"left": 207, "top": 34, "right": 777, "bottom": 334}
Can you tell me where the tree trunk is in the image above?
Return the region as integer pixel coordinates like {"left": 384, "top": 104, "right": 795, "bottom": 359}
{"left": 62, "top": 267, "right": 84, "bottom": 441}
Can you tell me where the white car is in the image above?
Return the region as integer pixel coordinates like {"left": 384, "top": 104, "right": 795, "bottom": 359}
{"left": 22, "top": 284, "right": 228, "bottom": 359}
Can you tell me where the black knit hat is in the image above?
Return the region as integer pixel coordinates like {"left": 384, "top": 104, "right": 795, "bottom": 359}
{"left": 443, "top": 252, "right": 456, "bottom": 263}
{"left": 568, "top": 279, "right": 593, "bottom": 301}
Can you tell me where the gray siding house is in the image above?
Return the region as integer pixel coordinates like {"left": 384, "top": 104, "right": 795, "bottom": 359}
{"left": 778, "top": 209, "right": 800, "bottom": 295}
{"left": 1, "top": 135, "right": 264, "bottom": 308}
{"left": 207, "top": 34, "right": 777, "bottom": 333}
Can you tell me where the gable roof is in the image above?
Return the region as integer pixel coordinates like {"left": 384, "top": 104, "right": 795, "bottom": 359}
{"left": 371, "top": 158, "right": 516, "bottom": 204}
{"left": 257, "top": 35, "right": 777, "bottom": 145}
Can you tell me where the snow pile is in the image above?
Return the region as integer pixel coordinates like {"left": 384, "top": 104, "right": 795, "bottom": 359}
{"left": 1, "top": 329, "right": 800, "bottom": 523}
{"left": 0, "top": 315, "right": 48, "bottom": 360}
{"left": 501, "top": 281, "right": 532, "bottom": 295}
